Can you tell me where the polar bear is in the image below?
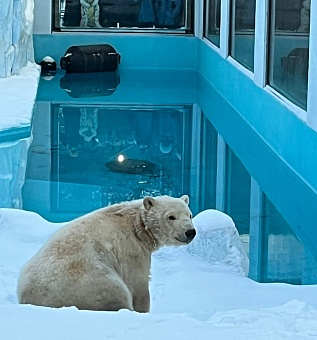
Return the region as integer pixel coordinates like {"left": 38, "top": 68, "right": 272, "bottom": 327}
{"left": 17, "top": 195, "right": 195, "bottom": 312}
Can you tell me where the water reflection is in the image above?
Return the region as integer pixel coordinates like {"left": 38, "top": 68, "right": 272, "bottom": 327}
{"left": 0, "top": 139, "right": 31, "bottom": 208}
{"left": 60, "top": 71, "right": 120, "bottom": 98}
{"left": 27, "top": 104, "right": 193, "bottom": 215}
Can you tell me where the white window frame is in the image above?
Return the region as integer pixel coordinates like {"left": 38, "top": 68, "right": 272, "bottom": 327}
{"left": 219, "top": 0, "right": 230, "bottom": 58}
{"left": 253, "top": 0, "right": 269, "bottom": 87}
{"left": 307, "top": 0, "right": 317, "bottom": 129}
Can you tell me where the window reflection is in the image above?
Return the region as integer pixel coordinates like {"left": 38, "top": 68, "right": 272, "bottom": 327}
{"left": 59, "top": 0, "right": 189, "bottom": 30}
{"left": 205, "top": 0, "right": 221, "bottom": 47}
{"left": 269, "top": 0, "right": 310, "bottom": 109}
{"left": 230, "top": 0, "right": 256, "bottom": 71}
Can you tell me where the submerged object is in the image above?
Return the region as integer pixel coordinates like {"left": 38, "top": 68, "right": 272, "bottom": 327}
{"left": 60, "top": 44, "right": 120, "bottom": 73}
{"left": 60, "top": 71, "right": 120, "bottom": 98}
{"left": 105, "top": 159, "right": 157, "bottom": 174}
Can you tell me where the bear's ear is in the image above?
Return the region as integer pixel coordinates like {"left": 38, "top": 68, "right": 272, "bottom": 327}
{"left": 143, "top": 196, "right": 156, "bottom": 210}
{"left": 180, "top": 195, "right": 189, "bottom": 205}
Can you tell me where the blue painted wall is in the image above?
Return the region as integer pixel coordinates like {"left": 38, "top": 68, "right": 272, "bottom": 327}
{"left": 37, "top": 68, "right": 198, "bottom": 104}
{"left": 33, "top": 34, "right": 198, "bottom": 70}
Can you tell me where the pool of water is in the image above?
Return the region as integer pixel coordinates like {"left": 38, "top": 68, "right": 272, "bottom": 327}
{"left": 1, "top": 68, "right": 317, "bottom": 285}
{"left": 22, "top": 69, "right": 212, "bottom": 222}
{"left": 31, "top": 103, "right": 199, "bottom": 218}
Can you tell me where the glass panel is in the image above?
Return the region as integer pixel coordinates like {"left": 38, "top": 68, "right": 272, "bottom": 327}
{"left": 205, "top": 0, "right": 221, "bottom": 47}
{"left": 51, "top": 105, "right": 189, "bottom": 211}
{"left": 269, "top": 0, "right": 310, "bottom": 109}
{"left": 224, "top": 148, "right": 251, "bottom": 235}
{"left": 199, "top": 115, "right": 218, "bottom": 210}
{"left": 260, "top": 195, "right": 303, "bottom": 284}
{"left": 57, "top": 0, "right": 191, "bottom": 31}
{"left": 230, "top": 0, "right": 256, "bottom": 71}
{"left": 24, "top": 103, "right": 192, "bottom": 219}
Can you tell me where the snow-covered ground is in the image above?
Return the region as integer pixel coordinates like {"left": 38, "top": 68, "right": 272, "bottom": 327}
{"left": 1, "top": 65, "right": 317, "bottom": 339}
{"left": 0, "top": 62, "right": 39, "bottom": 132}
{"left": 1, "top": 208, "right": 317, "bottom": 340}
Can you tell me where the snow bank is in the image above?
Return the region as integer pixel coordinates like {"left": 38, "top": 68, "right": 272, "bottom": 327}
{"left": 0, "top": 208, "right": 63, "bottom": 305}
{"left": 0, "top": 62, "right": 40, "bottom": 132}
{"left": 188, "top": 209, "right": 249, "bottom": 276}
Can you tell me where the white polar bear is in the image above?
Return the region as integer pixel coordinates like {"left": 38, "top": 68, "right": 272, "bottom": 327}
{"left": 17, "top": 195, "right": 195, "bottom": 312}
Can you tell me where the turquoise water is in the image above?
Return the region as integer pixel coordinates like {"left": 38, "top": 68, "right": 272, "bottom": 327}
{"left": 2, "top": 68, "right": 316, "bottom": 285}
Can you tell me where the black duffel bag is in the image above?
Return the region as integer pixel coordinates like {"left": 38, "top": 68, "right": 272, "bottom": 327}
{"left": 60, "top": 44, "right": 120, "bottom": 73}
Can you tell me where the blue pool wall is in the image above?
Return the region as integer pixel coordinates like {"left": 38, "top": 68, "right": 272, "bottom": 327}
{"left": 33, "top": 34, "right": 198, "bottom": 70}
{"left": 33, "top": 33, "right": 317, "bottom": 258}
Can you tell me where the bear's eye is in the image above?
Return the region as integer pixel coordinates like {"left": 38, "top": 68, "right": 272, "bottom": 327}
{"left": 168, "top": 215, "right": 176, "bottom": 220}
{"left": 189, "top": 214, "right": 192, "bottom": 219}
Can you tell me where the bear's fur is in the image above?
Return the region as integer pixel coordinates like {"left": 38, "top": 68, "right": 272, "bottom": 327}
{"left": 17, "top": 195, "right": 195, "bottom": 312}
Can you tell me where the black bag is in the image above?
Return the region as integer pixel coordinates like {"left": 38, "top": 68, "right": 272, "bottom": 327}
{"left": 60, "top": 44, "right": 120, "bottom": 73}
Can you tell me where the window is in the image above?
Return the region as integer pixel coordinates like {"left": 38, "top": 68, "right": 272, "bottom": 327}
{"left": 260, "top": 195, "right": 303, "bottom": 284}
{"left": 230, "top": 0, "right": 256, "bottom": 71}
{"left": 199, "top": 115, "right": 218, "bottom": 210}
{"left": 224, "top": 148, "right": 251, "bottom": 235}
{"left": 205, "top": 0, "right": 221, "bottom": 47}
{"left": 56, "top": 0, "right": 192, "bottom": 32}
{"left": 268, "top": 0, "right": 310, "bottom": 109}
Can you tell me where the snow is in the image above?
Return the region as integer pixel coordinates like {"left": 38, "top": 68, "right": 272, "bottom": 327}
{"left": 0, "top": 62, "right": 40, "bottom": 131}
{"left": 0, "top": 60, "right": 316, "bottom": 339}
{"left": 188, "top": 209, "right": 249, "bottom": 276}
{"left": 1, "top": 207, "right": 317, "bottom": 339}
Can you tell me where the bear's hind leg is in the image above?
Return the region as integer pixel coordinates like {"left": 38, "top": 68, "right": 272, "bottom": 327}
{"left": 96, "top": 281, "right": 134, "bottom": 311}
{"left": 133, "top": 288, "right": 150, "bottom": 312}
{"left": 76, "top": 270, "right": 134, "bottom": 312}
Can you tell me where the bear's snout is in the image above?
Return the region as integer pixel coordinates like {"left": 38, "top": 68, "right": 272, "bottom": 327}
{"left": 185, "top": 229, "right": 196, "bottom": 241}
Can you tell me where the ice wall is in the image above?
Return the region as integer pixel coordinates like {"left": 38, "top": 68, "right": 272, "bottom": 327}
{"left": 0, "top": 0, "right": 34, "bottom": 78}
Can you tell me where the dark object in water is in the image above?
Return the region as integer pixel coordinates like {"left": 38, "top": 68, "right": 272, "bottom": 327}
{"left": 39, "top": 56, "right": 57, "bottom": 77}
{"left": 105, "top": 159, "right": 156, "bottom": 174}
{"left": 60, "top": 44, "right": 120, "bottom": 73}
{"left": 60, "top": 71, "right": 120, "bottom": 98}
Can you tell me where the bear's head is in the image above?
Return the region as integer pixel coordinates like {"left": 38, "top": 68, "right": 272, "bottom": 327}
{"left": 142, "top": 195, "right": 196, "bottom": 248}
